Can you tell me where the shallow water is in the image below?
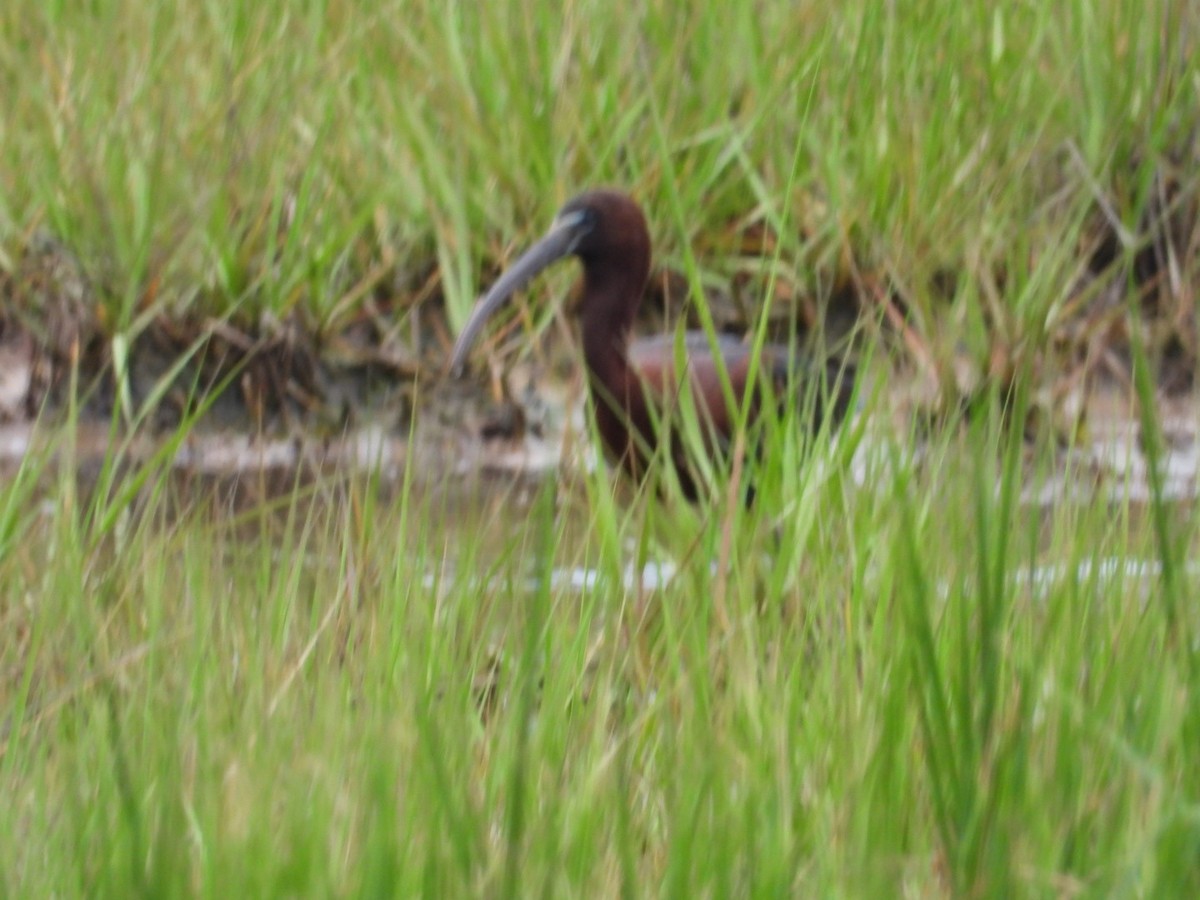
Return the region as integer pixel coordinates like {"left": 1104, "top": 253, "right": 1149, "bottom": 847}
{"left": 0, "top": 388, "right": 1192, "bottom": 505}
{"left": 0, "top": 389, "right": 1194, "bottom": 601}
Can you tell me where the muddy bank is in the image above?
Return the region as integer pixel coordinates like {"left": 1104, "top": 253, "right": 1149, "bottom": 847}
{"left": 4, "top": 155, "right": 1199, "bottom": 447}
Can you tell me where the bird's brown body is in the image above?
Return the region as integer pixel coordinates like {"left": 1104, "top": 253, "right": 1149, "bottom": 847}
{"left": 449, "top": 190, "right": 853, "bottom": 499}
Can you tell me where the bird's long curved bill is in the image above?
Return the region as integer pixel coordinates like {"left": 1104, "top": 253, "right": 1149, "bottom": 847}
{"left": 448, "top": 216, "right": 585, "bottom": 374}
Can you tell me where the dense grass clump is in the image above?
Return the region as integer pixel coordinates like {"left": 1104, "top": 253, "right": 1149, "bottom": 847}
{"left": 1, "top": 1, "right": 1196, "bottom": 400}
{"left": 2, "top": 387, "right": 1200, "bottom": 895}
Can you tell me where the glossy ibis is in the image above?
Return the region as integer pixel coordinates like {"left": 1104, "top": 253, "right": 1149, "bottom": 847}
{"left": 449, "top": 189, "right": 854, "bottom": 499}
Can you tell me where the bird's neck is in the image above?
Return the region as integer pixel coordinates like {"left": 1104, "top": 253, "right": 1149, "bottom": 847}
{"left": 579, "top": 264, "right": 643, "bottom": 394}
{"left": 576, "top": 254, "right": 654, "bottom": 478}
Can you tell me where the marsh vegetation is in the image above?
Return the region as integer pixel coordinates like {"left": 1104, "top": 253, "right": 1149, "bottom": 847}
{"left": 2, "top": 1, "right": 1200, "bottom": 895}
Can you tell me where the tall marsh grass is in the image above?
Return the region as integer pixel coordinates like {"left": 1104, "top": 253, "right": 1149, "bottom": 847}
{"left": 2, "top": 0, "right": 1199, "bottom": 895}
